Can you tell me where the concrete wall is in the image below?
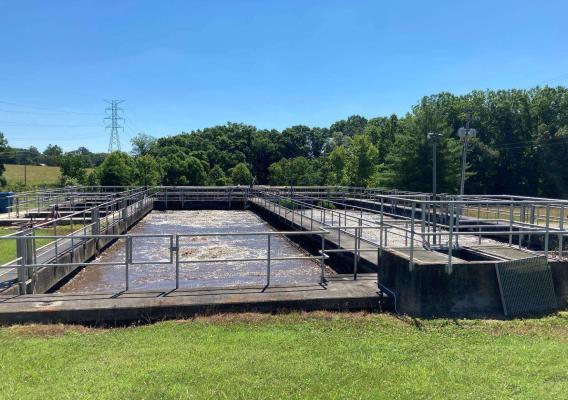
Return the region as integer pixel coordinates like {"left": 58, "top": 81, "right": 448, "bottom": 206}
{"left": 378, "top": 253, "right": 504, "bottom": 317}
{"left": 378, "top": 252, "right": 568, "bottom": 317}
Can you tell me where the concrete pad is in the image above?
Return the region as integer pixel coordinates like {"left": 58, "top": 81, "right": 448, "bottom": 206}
{"left": 0, "top": 278, "right": 380, "bottom": 325}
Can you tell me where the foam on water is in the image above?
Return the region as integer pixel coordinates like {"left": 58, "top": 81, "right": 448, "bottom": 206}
{"left": 58, "top": 210, "right": 321, "bottom": 293}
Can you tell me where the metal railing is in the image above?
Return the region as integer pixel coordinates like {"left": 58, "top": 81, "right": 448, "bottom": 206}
{"left": 0, "top": 191, "right": 154, "bottom": 291}
{"left": 1, "top": 229, "right": 329, "bottom": 294}
{"left": 252, "top": 189, "right": 568, "bottom": 275}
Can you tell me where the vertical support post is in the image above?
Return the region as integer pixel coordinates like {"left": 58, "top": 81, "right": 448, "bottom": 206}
{"left": 519, "top": 205, "right": 525, "bottom": 249}
{"left": 559, "top": 205, "right": 564, "bottom": 259}
{"left": 353, "top": 220, "right": 360, "bottom": 280}
{"left": 447, "top": 204, "right": 454, "bottom": 274}
{"left": 379, "top": 198, "right": 384, "bottom": 259}
{"left": 545, "top": 205, "right": 550, "bottom": 259}
{"left": 53, "top": 219, "right": 58, "bottom": 262}
{"left": 528, "top": 205, "right": 535, "bottom": 243}
{"left": 266, "top": 234, "right": 271, "bottom": 287}
{"left": 420, "top": 200, "right": 426, "bottom": 245}
{"left": 16, "top": 234, "right": 30, "bottom": 294}
{"left": 338, "top": 214, "right": 341, "bottom": 247}
{"left": 508, "top": 201, "right": 514, "bottom": 246}
{"left": 320, "top": 232, "right": 325, "bottom": 285}
{"left": 125, "top": 236, "right": 130, "bottom": 291}
{"left": 311, "top": 206, "right": 313, "bottom": 231}
{"left": 409, "top": 202, "right": 415, "bottom": 271}
{"left": 175, "top": 235, "right": 180, "bottom": 290}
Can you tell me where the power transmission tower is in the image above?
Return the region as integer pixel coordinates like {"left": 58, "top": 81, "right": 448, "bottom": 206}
{"left": 105, "top": 100, "right": 124, "bottom": 152}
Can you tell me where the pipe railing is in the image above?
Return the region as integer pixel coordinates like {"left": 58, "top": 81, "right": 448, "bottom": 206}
{"left": 1, "top": 229, "right": 329, "bottom": 294}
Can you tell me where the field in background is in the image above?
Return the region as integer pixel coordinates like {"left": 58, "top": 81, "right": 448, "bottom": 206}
{"left": 0, "top": 312, "right": 566, "bottom": 399}
{"left": 0, "top": 225, "right": 84, "bottom": 265}
{"left": 3, "top": 164, "right": 61, "bottom": 187}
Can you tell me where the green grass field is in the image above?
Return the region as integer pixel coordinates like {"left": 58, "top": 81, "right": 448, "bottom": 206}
{"left": 3, "top": 164, "right": 61, "bottom": 186}
{"left": 0, "top": 225, "right": 83, "bottom": 265}
{"left": 0, "top": 312, "right": 566, "bottom": 399}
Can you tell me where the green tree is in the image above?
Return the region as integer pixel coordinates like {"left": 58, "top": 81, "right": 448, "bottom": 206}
{"left": 59, "top": 153, "right": 87, "bottom": 182}
{"left": 346, "top": 135, "right": 379, "bottom": 187}
{"left": 330, "top": 115, "right": 368, "bottom": 137}
{"left": 230, "top": 163, "right": 253, "bottom": 185}
{"left": 184, "top": 156, "right": 208, "bottom": 185}
{"left": 208, "top": 165, "right": 231, "bottom": 186}
{"left": 326, "top": 145, "right": 347, "bottom": 185}
{"left": 43, "top": 144, "right": 63, "bottom": 166}
{"left": 131, "top": 133, "right": 157, "bottom": 157}
{"left": 133, "top": 155, "right": 162, "bottom": 186}
{"left": 98, "top": 152, "right": 134, "bottom": 186}
{"left": 268, "top": 157, "right": 322, "bottom": 186}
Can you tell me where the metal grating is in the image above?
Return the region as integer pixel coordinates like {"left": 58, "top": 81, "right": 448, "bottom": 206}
{"left": 495, "top": 256, "right": 558, "bottom": 316}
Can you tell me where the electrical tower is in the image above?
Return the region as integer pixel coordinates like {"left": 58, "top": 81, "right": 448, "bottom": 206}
{"left": 105, "top": 100, "right": 124, "bottom": 152}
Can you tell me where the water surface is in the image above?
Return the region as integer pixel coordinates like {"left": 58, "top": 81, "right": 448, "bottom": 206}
{"left": 59, "top": 210, "right": 321, "bottom": 293}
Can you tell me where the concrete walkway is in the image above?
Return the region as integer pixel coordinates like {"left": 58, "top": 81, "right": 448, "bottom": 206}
{"left": 0, "top": 274, "right": 380, "bottom": 324}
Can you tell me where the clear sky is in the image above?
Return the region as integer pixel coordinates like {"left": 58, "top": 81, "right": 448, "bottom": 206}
{"left": 0, "top": 0, "right": 567, "bottom": 152}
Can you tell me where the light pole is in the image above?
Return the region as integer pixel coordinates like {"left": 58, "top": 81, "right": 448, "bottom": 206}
{"left": 457, "top": 111, "right": 477, "bottom": 198}
{"left": 455, "top": 111, "right": 477, "bottom": 246}
{"left": 428, "top": 132, "right": 442, "bottom": 245}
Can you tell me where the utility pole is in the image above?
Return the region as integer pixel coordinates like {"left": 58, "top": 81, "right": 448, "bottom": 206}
{"left": 428, "top": 132, "right": 442, "bottom": 245}
{"left": 105, "top": 100, "right": 124, "bottom": 152}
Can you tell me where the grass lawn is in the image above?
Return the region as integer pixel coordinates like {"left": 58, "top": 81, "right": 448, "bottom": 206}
{"left": 0, "top": 225, "right": 84, "bottom": 265}
{"left": 0, "top": 312, "right": 566, "bottom": 399}
{"left": 3, "top": 164, "right": 62, "bottom": 186}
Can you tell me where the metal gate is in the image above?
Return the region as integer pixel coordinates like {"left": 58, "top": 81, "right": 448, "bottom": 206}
{"left": 495, "top": 256, "right": 558, "bottom": 316}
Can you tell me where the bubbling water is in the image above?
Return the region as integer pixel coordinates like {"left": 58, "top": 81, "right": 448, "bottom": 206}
{"left": 58, "top": 210, "right": 321, "bottom": 293}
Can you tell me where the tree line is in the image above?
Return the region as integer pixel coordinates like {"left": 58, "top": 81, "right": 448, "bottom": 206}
{"left": 49, "top": 86, "right": 568, "bottom": 197}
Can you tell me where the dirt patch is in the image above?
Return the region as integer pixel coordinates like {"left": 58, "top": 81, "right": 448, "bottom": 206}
{"left": 396, "top": 311, "right": 568, "bottom": 340}
{"left": 6, "top": 323, "right": 100, "bottom": 338}
{"left": 177, "top": 310, "right": 378, "bottom": 325}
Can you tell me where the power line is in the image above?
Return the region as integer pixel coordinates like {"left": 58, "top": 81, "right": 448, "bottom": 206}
{"left": 105, "top": 100, "right": 124, "bottom": 152}
{"left": 0, "top": 100, "right": 98, "bottom": 115}
{"left": 0, "top": 120, "right": 98, "bottom": 128}
{"left": 8, "top": 134, "right": 107, "bottom": 142}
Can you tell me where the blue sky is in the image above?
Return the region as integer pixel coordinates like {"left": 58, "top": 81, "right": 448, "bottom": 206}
{"left": 0, "top": 0, "right": 567, "bottom": 152}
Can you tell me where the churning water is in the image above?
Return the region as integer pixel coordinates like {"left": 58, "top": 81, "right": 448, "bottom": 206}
{"left": 58, "top": 210, "right": 321, "bottom": 293}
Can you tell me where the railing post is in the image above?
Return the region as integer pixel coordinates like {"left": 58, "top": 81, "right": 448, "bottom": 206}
{"left": 16, "top": 233, "right": 32, "bottom": 294}
{"left": 379, "top": 198, "right": 384, "bottom": 259}
{"left": 545, "top": 205, "right": 550, "bottom": 259}
{"left": 266, "top": 234, "right": 271, "bottom": 287}
{"left": 320, "top": 232, "right": 325, "bottom": 285}
{"left": 409, "top": 202, "right": 415, "bottom": 271}
{"left": 125, "top": 236, "right": 131, "bottom": 291}
{"left": 447, "top": 204, "right": 454, "bottom": 274}
{"left": 91, "top": 207, "right": 100, "bottom": 236}
{"left": 353, "top": 221, "right": 359, "bottom": 280}
{"left": 559, "top": 205, "right": 564, "bottom": 259}
{"left": 311, "top": 206, "right": 313, "bottom": 230}
{"left": 519, "top": 204, "right": 525, "bottom": 249}
{"left": 508, "top": 201, "right": 514, "bottom": 246}
{"left": 175, "top": 235, "right": 180, "bottom": 290}
{"left": 53, "top": 219, "right": 58, "bottom": 261}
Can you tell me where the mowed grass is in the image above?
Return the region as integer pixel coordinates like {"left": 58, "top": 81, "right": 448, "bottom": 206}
{"left": 3, "top": 164, "right": 61, "bottom": 186}
{"left": 0, "top": 312, "right": 566, "bottom": 399}
{"left": 0, "top": 225, "right": 83, "bottom": 265}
